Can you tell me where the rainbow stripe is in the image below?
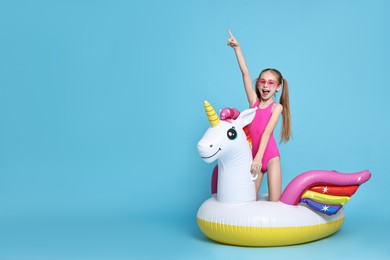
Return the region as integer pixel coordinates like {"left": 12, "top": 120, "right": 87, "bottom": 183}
{"left": 309, "top": 185, "right": 359, "bottom": 196}
{"left": 299, "top": 185, "right": 359, "bottom": 215}
{"left": 243, "top": 125, "right": 252, "bottom": 148}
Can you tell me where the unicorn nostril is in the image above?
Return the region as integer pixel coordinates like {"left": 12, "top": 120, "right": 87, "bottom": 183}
{"left": 210, "top": 144, "right": 213, "bottom": 148}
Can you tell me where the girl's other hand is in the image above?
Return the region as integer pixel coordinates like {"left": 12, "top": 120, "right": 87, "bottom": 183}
{"left": 251, "top": 158, "right": 262, "bottom": 176}
{"left": 227, "top": 29, "right": 239, "bottom": 48}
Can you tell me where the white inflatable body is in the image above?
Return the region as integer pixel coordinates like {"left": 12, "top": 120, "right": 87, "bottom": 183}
{"left": 197, "top": 101, "right": 371, "bottom": 246}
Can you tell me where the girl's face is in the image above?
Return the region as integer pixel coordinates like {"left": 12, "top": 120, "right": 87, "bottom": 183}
{"left": 257, "top": 71, "right": 281, "bottom": 100}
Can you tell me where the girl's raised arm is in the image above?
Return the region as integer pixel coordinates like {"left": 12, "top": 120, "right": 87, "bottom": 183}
{"left": 227, "top": 30, "right": 257, "bottom": 106}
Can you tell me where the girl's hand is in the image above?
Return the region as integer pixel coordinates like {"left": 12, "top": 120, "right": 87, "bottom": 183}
{"left": 227, "top": 29, "right": 239, "bottom": 48}
{"left": 251, "top": 158, "right": 262, "bottom": 177}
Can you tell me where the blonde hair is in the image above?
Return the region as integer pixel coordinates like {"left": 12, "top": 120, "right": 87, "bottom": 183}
{"left": 255, "top": 68, "right": 291, "bottom": 143}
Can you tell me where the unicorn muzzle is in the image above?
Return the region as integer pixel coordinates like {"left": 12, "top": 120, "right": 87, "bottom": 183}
{"left": 197, "top": 141, "right": 220, "bottom": 162}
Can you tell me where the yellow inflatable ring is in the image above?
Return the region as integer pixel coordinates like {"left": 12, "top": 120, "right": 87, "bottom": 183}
{"left": 197, "top": 196, "right": 344, "bottom": 246}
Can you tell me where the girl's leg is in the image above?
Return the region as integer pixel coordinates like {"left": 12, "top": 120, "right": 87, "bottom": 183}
{"left": 255, "top": 171, "right": 264, "bottom": 200}
{"left": 267, "top": 157, "right": 282, "bottom": 202}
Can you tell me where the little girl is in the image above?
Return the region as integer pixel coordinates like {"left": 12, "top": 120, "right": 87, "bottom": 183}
{"left": 224, "top": 30, "right": 291, "bottom": 201}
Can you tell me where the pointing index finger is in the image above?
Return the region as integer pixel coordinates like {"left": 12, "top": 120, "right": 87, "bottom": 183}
{"left": 228, "top": 29, "right": 234, "bottom": 38}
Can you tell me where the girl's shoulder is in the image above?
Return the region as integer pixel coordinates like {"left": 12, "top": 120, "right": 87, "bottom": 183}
{"left": 272, "top": 102, "right": 283, "bottom": 113}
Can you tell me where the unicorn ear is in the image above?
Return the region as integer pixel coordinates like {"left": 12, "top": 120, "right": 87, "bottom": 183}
{"left": 234, "top": 107, "right": 257, "bottom": 128}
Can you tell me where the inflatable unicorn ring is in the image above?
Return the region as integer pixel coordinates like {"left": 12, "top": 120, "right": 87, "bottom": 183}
{"left": 196, "top": 101, "right": 371, "bottom": 246}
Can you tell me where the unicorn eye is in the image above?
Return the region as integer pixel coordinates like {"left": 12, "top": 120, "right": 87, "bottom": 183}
{"left": 227, "top": 127, "right": 237, "bottom": 140}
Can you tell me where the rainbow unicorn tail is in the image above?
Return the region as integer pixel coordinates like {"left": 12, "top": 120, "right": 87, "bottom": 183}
{"left": 280, "top": 170, "right": 371, "bottom": 216}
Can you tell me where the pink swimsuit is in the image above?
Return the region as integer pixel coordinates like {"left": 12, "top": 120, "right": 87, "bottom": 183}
{"left": 249, "top": 100, "right": 280, "bottom": 173}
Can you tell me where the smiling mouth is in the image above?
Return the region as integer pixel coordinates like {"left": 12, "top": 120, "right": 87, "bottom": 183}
{"left": 262, "top": 89, "right": 270, "bottom": 95}
{"left": 201, "top": 148, "right": 221, "bottom": 159}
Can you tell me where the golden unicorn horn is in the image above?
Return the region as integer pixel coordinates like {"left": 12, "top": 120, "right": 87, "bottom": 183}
{"left": 204, "top": 100, "right": 220, "bottom": 127}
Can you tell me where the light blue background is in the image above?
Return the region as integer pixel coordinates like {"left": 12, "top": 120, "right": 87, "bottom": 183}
{"left": 1, "top": 0, "right": 389, "bottom": 259}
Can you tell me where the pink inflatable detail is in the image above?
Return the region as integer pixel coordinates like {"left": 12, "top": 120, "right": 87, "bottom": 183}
{"left": 220, "top": 107, "right": 240, "bottom": 120}
{"left": 211, "top": 165, "right": 218, "bottom": 194}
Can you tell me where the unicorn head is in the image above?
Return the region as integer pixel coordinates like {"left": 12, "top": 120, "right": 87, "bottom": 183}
{"left": 197, "top": 101, "right": 257, "bottom": 203}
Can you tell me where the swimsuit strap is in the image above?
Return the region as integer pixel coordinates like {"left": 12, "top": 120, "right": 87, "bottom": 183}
{"left": 252, "top": 99, "right": 275, "bottom": 110}
{"left": 251, "top": 99, "right": 259, "bottom": 109}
